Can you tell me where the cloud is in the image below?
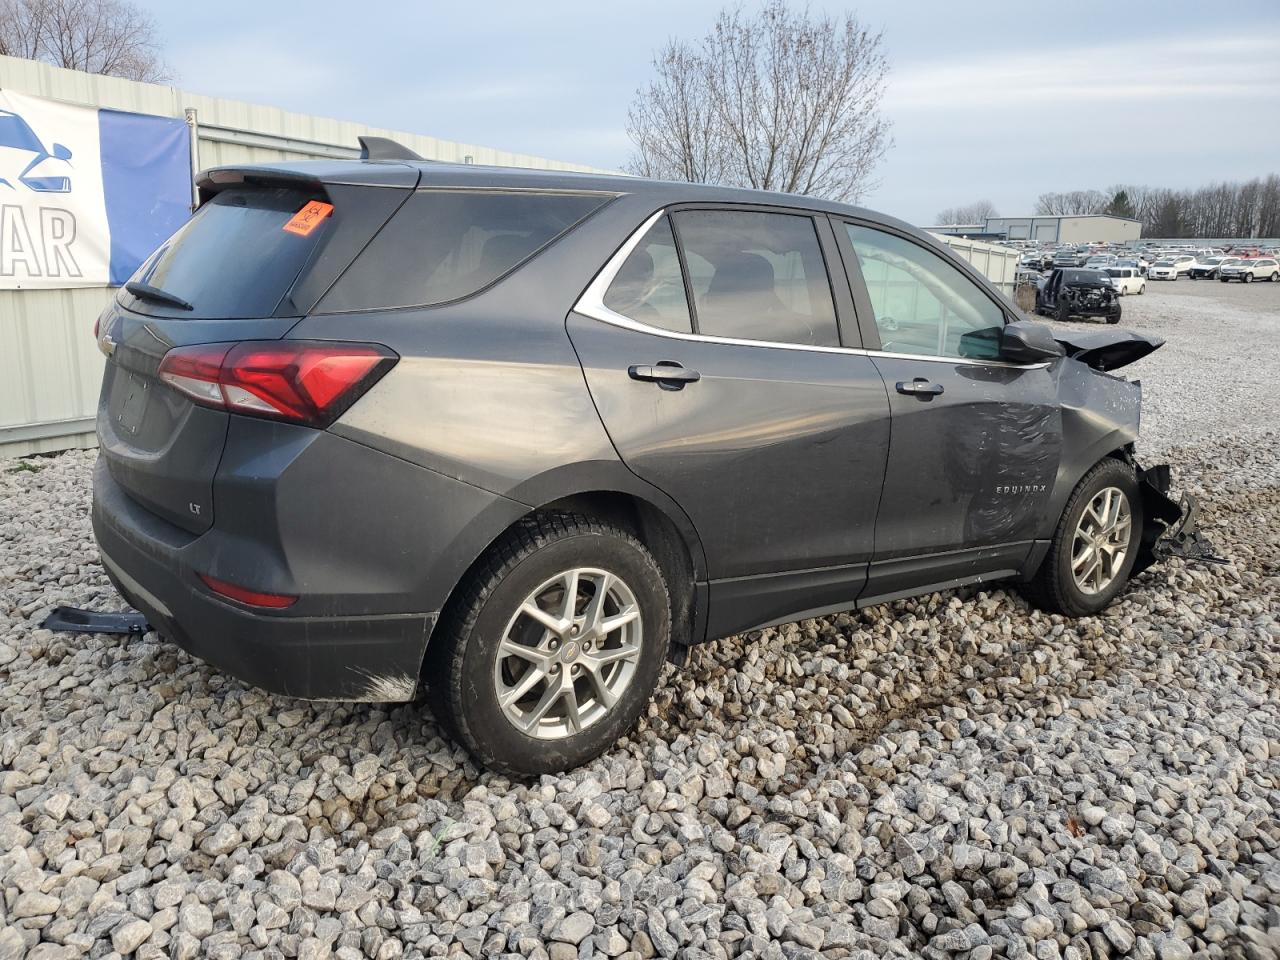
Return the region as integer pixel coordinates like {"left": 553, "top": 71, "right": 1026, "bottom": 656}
{"left": 887, "top": 33, "right": 1280, "bottom": 110}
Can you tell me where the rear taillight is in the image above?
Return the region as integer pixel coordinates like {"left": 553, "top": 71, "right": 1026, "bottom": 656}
{"left": 198, "top": 573, "right": 297, "bottom": 609}
{"left": 158, "top": 341, "right": 397, "bottom": 427}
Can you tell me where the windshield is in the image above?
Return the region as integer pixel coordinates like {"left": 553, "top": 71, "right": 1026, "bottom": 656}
{"left": 1062, "top": 270, "right": 1107, "bottom": 284}
{"left": 1154, "top": 261, "right": 1174, "bottom": 267}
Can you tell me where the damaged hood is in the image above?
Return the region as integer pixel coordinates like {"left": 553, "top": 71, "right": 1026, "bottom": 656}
{"left": 1054, "top": 327, "right": 1164, "bottom": 372}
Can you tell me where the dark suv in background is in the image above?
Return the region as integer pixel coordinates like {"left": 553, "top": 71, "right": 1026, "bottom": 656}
{"left": 93, "top": 142, "right": 1190, "bottom": 774}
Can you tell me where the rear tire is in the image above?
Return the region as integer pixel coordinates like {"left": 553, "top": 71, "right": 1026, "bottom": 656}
{"left": 426, "top": 513, "right": 670, "bottom": 776}
{"left": 1022, "top": 458, "right": 1142, "bottom": 617}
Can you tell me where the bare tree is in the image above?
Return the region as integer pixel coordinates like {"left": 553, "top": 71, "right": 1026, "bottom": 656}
{"left": 626, "top": 1, "right": 892, "bottom": 203}
{"left": 1034, "top": 189, "right": 1109, "bottom": 216}
{"left": 934, "top": 199, "right": 998, "bottom": 225}
{"left": 0, "top": 0, "right": 170, "bottom": 82}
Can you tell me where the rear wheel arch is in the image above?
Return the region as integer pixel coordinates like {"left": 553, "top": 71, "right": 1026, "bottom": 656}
{"left": 535, "top": 491, "right": 701, "bottom": 650}
{"left": 423, "top": 484, "right": 705, "bottom": 678}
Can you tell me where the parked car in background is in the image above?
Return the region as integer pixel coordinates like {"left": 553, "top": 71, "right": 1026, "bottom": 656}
{"left": 1219, "top": 258, "right": 1280, "bottom": 283}
{"left": 89, "top": 145, "right": 1197, "bottom": 773}
{"left": 1148, "top": 260, "right": 1180, "bottom": 281}
{"left": 1035, "top": 268, "right": 1122, "bottom": 322}
{"left": 1052, "top": 248, "right": 1088, "bottom": 268}
{"left": 1084, "top": 255, "right": 1116, "bottom": 270}
{"left": 1105, "top": 267, "right": 1145, "bottom": 296}
{"left": 1115, "top": 257, "right": 1149, "bottom": 278}
{"left": 1189, "top": 257, "right": 1239, "bottom": 280}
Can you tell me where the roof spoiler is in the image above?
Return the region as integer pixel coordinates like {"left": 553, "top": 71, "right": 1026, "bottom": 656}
{"left": 358, "top": 136, "right": 425, "bottom": 162}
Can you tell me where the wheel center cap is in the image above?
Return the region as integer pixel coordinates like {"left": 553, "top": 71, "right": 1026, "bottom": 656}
{"left": 562, "top": 641, "right": 580, "bottom": 662}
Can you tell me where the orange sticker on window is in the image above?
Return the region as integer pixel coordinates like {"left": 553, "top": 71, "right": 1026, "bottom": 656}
{"left": 282, "top": 200, "right": 333, "bottom": 236}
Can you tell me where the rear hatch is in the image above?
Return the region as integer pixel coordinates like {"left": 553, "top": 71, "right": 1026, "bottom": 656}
{"left": 97, "top": 164, "right": 418, "bottom": 533}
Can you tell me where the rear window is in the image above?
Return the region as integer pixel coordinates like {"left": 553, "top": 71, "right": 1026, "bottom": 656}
{"left": 126, "top": 187, "right": 331, "bottom": 319}
{"left": 319, "top": 190, "right": 610, "bottom": 312}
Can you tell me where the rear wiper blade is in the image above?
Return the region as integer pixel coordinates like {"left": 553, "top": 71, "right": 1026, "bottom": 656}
{"left": 125, "top": 281, "right": 193, "bottom": 311}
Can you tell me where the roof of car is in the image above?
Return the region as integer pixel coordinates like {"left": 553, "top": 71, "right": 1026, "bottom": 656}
{"left": 198, "top": 157, "right": 919, "bottom": 235}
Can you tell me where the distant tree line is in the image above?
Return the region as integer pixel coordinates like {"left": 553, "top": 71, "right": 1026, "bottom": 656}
{"left": 933, "top": 199, "right": 997, "bottom": 225}
{"left": 1034, "top": 177, "right": 1280, "bottom": 238}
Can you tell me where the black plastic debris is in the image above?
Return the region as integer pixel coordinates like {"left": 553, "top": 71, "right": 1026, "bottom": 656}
{"left": 41, "top": 606, "right": 151, "bottom": 635}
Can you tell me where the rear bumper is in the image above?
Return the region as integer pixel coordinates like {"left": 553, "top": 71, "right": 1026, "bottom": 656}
{"left": 93, "top": 459, "right": 433, "bottom": 700}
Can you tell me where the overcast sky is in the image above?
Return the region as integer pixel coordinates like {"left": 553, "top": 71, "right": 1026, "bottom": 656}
{"left": 135, "top": 0, "right": 1280, "bottom": 224}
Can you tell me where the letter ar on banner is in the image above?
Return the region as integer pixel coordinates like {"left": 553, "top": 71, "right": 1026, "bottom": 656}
{"left": 0, "top": 89, "right": 191, "bottom": 290}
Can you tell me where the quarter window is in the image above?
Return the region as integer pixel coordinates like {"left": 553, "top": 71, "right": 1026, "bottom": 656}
{"left": 844, "top": 224, "right": 1005, "bottom": 360}
{"left": 672, "top": 210, "right": 840, "bottom": 347}
{"left": 602, "top": 215, "right": 692, "bottom": 333}
{"left": 321, "top": 190, "right": 610, "bottom": 312}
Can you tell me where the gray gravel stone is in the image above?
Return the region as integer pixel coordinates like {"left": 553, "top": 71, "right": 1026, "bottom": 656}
{"left": 1, "top": 289, "right": 1278, "bottom": 958}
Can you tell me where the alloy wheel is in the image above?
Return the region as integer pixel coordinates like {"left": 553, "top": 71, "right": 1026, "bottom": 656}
{"left": 493, "top": 567, "right": 643, "bottom": 739}
{"left": 1071, "top": 486, "right": 1132, "bottom": 595}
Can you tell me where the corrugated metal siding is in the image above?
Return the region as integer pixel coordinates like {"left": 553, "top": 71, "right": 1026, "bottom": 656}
{"left": 0, "top": 287, "right": 111, "bottom": 458}
{"left": 935, "top": 234, "right": 1021, "bottom": 297}
{"left": 0, "top": 55, "right": 612, "bottom": 458}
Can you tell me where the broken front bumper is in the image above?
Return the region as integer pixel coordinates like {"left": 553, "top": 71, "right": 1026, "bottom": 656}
{"left": 1134, "top": 463, "right": 1225, "bottom": 573}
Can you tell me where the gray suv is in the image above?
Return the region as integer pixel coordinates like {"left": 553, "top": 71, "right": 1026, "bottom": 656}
{"left": 92, "top": 143, "right": 1198, "bottom": 774}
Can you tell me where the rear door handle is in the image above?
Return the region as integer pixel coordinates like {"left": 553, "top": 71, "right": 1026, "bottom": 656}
{"left": 895, "top": 378, "right": 944, "bottom": 398}
{"left": 629, "top": 362, "right": 701, "bottom": 389}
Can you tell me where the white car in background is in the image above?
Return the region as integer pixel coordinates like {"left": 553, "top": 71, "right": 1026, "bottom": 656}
{"left": 1105, "top": 267, "right": 1145, "bottom": 295}
{"left": 1148, "top": 260, "right": 1180, "bottom": 280}
{"left": 1219, "top": 258, "right": 1280, "bottom": 283}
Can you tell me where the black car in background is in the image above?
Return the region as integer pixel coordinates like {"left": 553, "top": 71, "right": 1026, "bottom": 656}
{"left": 1035, "top": 268, "right": 1122, "bottom": 324}
{"left": 92, "top": 141, "right": 1191, "bottom": 774}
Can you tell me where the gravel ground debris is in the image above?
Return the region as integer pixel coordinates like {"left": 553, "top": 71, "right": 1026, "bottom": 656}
{"left": 1, "top": 283, "right": 1278, "bottom": 959}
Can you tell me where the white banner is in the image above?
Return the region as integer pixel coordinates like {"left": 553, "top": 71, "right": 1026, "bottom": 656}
{"left": 0, "top": 89, "right": 192, "bottom": 290}
{"left": 0, "top": 89, "right": 109, "bottom": 288}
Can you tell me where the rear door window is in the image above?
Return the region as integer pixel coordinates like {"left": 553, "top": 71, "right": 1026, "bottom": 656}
{"left": 602, "top": 215, "right": 692, "bottom": 333}
{"left": 671, "top": 209, "right": 839, "bottom": 347}
{"left": 126, "top": 186, "right": 333, "bottom": 319}
{"left": 321, "top": 190, "right": 611, "bottom": 312}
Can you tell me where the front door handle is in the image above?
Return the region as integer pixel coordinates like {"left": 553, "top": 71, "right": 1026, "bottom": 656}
{"left": 629, "top": 362, "right": 701, "bottom": 390}
{"left": 895, "top": 378, "right": 944, "bottom": 398}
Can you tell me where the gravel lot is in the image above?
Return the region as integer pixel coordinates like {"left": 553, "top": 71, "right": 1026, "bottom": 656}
{"left": 2, "top": 281, "right": 1278, "bottom": 960}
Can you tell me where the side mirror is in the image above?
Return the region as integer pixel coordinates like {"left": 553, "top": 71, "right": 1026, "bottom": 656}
{"left": 52, "top": 143, "right": 72, "bottom": 160}
{"left": 1001, "top": 321, "right": 1064, "bottom": 364}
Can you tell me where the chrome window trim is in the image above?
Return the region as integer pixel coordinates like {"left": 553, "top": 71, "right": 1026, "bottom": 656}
{"left": 573, "top": 208, "right": 1050, "bottom": 371}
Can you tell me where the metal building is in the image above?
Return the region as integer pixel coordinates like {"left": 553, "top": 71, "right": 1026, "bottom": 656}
{"left": 979, "top": 215, "right": 1142, "bottom": 244}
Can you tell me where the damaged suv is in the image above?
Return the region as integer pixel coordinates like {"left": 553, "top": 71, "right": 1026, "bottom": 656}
{"left": 1035, "top": 268, "right": 1122, "bottom": 324}
{"left": 92, "top": 140, "right": 1203, "bottom": 774}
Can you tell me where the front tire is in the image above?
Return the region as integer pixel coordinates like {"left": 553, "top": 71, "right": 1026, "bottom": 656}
{"left": 1022, "top": 458, "right": 1142, "bottom": 617}
{"left": 427, "top": 513, "right": 670, "bottom": 776}
{"left": 1244, "top": 272, "right": 1254, "bottom": 283}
